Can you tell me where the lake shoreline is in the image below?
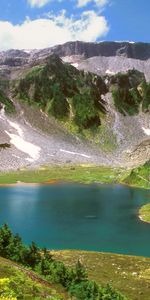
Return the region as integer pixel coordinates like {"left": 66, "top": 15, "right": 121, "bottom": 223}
{"left": 0, "top": 179, "right": 149, "bottom": 190}
{"left": 0, "top": 164, "right": 149, "bottom": 189}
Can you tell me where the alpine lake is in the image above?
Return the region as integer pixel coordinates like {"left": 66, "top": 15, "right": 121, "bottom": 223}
{"left": 0, "top": 183, "right": 150, "bottom": 257}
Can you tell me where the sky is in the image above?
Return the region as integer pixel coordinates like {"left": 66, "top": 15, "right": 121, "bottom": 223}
{"left": 0, "top": 0, "right": 149, "bottom": 50}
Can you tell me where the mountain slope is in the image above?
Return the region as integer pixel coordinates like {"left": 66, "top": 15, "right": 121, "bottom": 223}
{"left": 15, "top": 54, "right": 107, "bottom": 129}
{"left": 0, "top": 42, "right": 149, "bottom": 170}
{"left": 0, "top": 256, "right": 69, "bottom": 299}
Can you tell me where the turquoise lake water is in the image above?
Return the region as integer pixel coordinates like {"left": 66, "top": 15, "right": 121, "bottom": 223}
{"left": 0, "top": 183, "right": 150, "bottom": 257}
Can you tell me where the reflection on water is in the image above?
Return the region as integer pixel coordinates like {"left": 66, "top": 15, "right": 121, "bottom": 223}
{"left": 0, "top": 183, "right": 149, "bottom": 257}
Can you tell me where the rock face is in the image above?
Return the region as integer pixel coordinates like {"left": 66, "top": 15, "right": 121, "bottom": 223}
{"left": 50, "top": 41, "right": 150, "bottom": 60}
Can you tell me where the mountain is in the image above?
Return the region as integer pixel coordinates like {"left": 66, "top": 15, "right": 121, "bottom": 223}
{"left": 0, "top": 41, "right": 150, "bottom": 171}
{"left": 1, "top": 41, "right": 150, "bottom": 78}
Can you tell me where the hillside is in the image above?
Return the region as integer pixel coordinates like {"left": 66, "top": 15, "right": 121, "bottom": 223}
{"left": 0, "top": 257, "right": 69, "bottom": 299}
{"left": 53, "top": 250, "right": 150, "bottom": 300}
{"left": 124, "top": 160, "right": 150, "bottom": 188}
{"left": 0, "top": 224, "right": 128, "bottom": 300}
{"left": 0, "top": 41, "right": 149, "bottom": 171}
{"left": 15, "top": 54, "right": 107, "bottom": 130}
{"left": 1, "top": 250, "right": 150, "bottom": 300}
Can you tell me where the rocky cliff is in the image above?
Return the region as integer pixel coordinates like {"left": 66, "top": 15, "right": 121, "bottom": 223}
{"left": 50, "top": 41, "right": 150, "bottom": 60}
{"left": 1, "top": 41, "right": 150, "bottom": 66}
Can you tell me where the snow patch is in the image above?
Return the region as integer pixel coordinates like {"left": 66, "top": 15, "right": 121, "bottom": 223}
{"left": 7, "top": 120, "right": 23, "bottom": 137}
{"left": 23, "top": 49, "right": 32, "bottom": 53}
{"left": 12, "top": 154, "right": 21, "bottom": 159}
{"left": 5, "top": 120, "right": 41, "bottom": 162}
{"left": 115, "top": 40, "right": 135, "bottom": 44}
{"left": 142, "top": 127, "right": 150, "bottom": 136}
{"left": 71, "top": 63, "right": 79, "bottom": 68}
{"left": 0, "top": 104, "right": 6, "bottom": 120}
{"left": 5, "top": 131, "right": 41, "bottom": 162}
{"left": 106, "top": 69, "right": 115, "bottom": 75}
{"left": 60, "top": 149, "right": 91, "bottom": 158}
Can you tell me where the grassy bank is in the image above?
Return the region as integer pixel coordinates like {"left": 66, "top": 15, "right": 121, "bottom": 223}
{"left": 0, "top": 165, "right": 129, "bottom": 185}
{"left": 53, "top": 250, "right": 150, "bottom": 300}
{"left": 139, "top": 203, "right": 150, "bottom": 223}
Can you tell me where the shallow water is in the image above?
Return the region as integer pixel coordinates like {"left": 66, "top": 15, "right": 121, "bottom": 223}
{"left": 0, "top": 183, "right": 150, "bottom": 257}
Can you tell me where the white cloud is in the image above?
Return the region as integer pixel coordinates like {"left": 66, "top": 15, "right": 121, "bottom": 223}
{"left": 77, "top": 0, "right": 108, "bottom": 8}
{"left": 77, "top": 0, "right": 91, "bottom": 7}
{"left": 0, "top": 11, "right": 109, "bottom": 50}
{"left": 27, "top": 0, "right": 51, "bottom": 8}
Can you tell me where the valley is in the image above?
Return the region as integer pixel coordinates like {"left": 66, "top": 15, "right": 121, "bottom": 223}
{"left": 0, "top": 41, "right": 150, "bottom": 172}
{"left": 0, "top": 41, "right": 150, "bottom": 300}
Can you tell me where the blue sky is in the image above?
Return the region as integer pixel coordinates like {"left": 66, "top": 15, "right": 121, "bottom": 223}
{"left": 0, "top": 0, "right": 149, "bottom": 50}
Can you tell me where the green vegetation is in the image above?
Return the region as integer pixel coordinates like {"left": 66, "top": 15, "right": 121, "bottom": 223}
{"left": 15, "top": 54, "right": 107, "bottom": 130}
{"left": 0, "top": 89, "right": 15, "bottom": 114}
{"left": 0, "top": 165, "right": 129, "bottom": 185}
{"left": 13, "top": 59, "right": 150, "bottom": 145}
{"left": 0, "top": 79, "right": 10, "bottom": 92}
{"left": 139, "top": 80, "right": 150, "bottom": 112}
{"left": 111, "top": 70, "right": 150, "bottom": 115}
{"left": 124, "top": 160, "right": 150, "bottom": 189}
{"left": 54, "top": 250, "right": 150, "bottom": 300}
{"left": 0, "top": 224, "right": 127, "bottom": 299}
{"left": 112, "top": 87, "right": 141, "bottom": 115}
{"left": 0, "top": 261, "right": 63, "bottom": 300}
{"left": 139, "top": 203, "right": 150, "bottom": 223}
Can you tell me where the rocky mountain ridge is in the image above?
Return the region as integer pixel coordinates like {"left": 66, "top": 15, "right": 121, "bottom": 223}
{"left": 1, "top": 41, "right": 150, "bottom": 82}
{"left": 2, "top": 41, "right": 150, "bottom": 63}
